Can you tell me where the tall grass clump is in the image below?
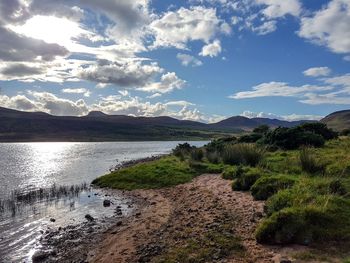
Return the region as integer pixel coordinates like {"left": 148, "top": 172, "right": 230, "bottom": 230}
{"left": 190, "top": 148, "right": 204, "bottom": 161}
{"left": 299, "top": 148, "right": 326, "bottom": 175}
{"left": 222, "top": 143, "right": 265, "bottom": 167}
{"left": 206, "top": 151, "right": 220, "bottom": 164}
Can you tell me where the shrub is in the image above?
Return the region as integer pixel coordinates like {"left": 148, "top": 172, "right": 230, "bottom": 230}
{"left": 222, "top": 144, "right": 265, "bottom": 167}
{"left": 190, "top": 148, "right": 204, "bottom": 161}
{"left": 299, "top": 122, "right": 338, "bottom": 140}
{"left": 340, "top": 129, "right": 350, "bottom": 136}
{"left": 232, "top": 167, "right": 262, "bottom": 191}
{"left": 173, "top": 143, "right": 194, "bottom": 158}
{"left": 251, "top": 175, "right": 297, "bottom": 200}
{"left": 205, "top": 137, "right": 237, "bottom": 153}
{"left": 238, "top": 133, "right": 263, "bottom": 143}
{"left": 329, "top": 179, "right": 347, "bottom": 196}
{"left": 299, "top": 148, "right": 326, "bottom": 175}
{"left": 253, "top": 125, "right": 270, "bottom": 134}
{"left": 206, "top": 151, "right": 220, "bottom": 164}
{"left": 261, "top": 127, "right": 325, "bottom": 150}
{"left": 256, "top": 197, "right": 350, "bottom": 245}
{"left": 222, "top": 165, "right": 244, "bottom": 180}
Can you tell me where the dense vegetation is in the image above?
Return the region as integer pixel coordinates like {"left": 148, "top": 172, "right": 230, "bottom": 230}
{"left": 93, "top": 122, "right": 350, "bottom": 251}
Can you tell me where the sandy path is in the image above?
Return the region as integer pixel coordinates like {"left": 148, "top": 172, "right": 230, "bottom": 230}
{"left": 88, "top": 174, "right": 302, "bottom": 263}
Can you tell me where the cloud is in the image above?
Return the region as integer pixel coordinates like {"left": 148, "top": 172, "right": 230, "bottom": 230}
{"left": 177, "top": 53, "right": 203, "bottom": 67}
{"left": 147, "top": 93, "right": 162, "bottom": 99}
{"left": 0, "top": 94, "right": 40, "bottom": 111}
{"left": 150, "top": 6, "right": 228, "bottom": 49}
{"left": 230, "top": 72, "right": 350, "bottom": 105}
{"left": 241, "top": 110, "right": 323, "bottom": 121}
{"left": 139, "top": 72, "right": 186, "bottom": 93}
{"left": 77, "top": 60, "right": 163, "bottom": 88}
{"left": 251, "top": 20, "right": 277, "bottom": 35}
{"left": 0, "top": 26, "right": 68, "bottom": 62}
{"left": 0, "top": 63, "right": 44, "bottom": 77}
{"left": 230, "top": 81, "right": 332, "bottom": 99}
{"left": 255, "top": 0, "right": 302, "bottom": 18}
{"left": 344, "top": 56, "right": 350, "bottom": 62}
{"left": 62, "top": 88, "right": 91, "bottom": 97}
{"left": 199, "top": 39, "right": 222, "bottom": 57}
{"left": 299, "top": 0, "right": 350, "bottom": 54}
{"left": 303, "top": 67, "right": 331, "bottom": 77}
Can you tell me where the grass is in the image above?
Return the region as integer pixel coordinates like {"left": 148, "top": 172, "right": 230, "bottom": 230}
{"left": 221, "top": 143, "right": 265, "bottom": 166}
{"left": 92, "top": 156, "right": 200, "bottom": 190}
{"left": 0, "top": 183, "right": 89, "bottom": 216}
{"left": 154, "top": 220, "right": 244, "bottom": 263}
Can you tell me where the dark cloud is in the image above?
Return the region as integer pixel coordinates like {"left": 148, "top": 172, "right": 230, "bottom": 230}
{"left": 0, "top": 26, "right": 68, "bottom": 62}
{"left": 1, "top": 63, "right": 44, "bottom": 77}
{"left": 78, "top": 60, "right": 162, "bottom": 87}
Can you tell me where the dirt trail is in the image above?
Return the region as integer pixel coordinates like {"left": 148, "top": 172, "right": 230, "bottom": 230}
{"left": 89, "top": 174, "right": 304, "bottom": 263}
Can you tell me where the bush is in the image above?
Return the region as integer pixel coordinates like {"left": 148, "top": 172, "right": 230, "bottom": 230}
{"left": 206, "top": 151, "right": 220, "bottom": 164}
{"left": 340, "top": 129, "right": 350, "bottom": 136}
{"left": 190, "top": 148, "right": 204, "bottom": 161}
{"left": 238, "top": 133, "right": 263, "bottom": 143}
{"left": 222, "top": 144, "right": 265, "bottom": 167}
{"left": 232, "top": 167, "right": 262, "bottom": 191}
{"left": 222, "top": 165, "right": 244, "bottom": 180}
{"left": 261, "top": 127, "right": 325, "bottom": 150}
{"left": 265, "top": 189, "right": 294, "bottom": 216}
{"left": 253, "top": 125, "right": 270, "bottom": 134}
{"left": 299, "top": 148, "right": 326, "bottom": 175}
{"left": 256, "top": 197, "right": 350, "bottom": 245}
{"left": 173, "top": 143, "right": 194, "bottom": 158}
{"left": 205, "top": 137, "right": 236, "bottom": 153}
{"left": 299, "top": 122, "right": 338, "bottom": 140}
{"left": 251, "top": 175, "right": 297, "bottom": 200}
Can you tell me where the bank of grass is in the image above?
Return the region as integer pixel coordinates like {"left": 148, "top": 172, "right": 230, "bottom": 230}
{"left": 92, "top": 156, "right": 200, "bottom": 190}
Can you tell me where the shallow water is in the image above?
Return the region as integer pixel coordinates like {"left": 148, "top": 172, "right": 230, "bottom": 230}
{"left": 0, "top": 141, "right": 207, "bottom": 262}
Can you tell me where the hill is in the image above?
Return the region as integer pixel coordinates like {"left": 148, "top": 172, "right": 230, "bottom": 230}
{"left": 0, "top": 107, "right": 311, "bottom": 142}
{"left": 321, "top": 110, "right": 350, "bottom": 132}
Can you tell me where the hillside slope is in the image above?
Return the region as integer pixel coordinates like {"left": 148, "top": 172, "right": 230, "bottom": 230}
{"left": 321, "top": 110, "right": 350, "bottom": 131}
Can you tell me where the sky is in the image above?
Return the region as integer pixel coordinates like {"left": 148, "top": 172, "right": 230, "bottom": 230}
{"left": 0, "top": 0, "right": 349, "bottom": 123}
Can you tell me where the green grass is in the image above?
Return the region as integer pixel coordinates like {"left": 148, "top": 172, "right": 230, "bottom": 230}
{"left": 253, "top": 138, "right": 350, "bottom": 245}
{"left": 154, "top": 222, "right": 244, "bottom": 263}
{"left": 92, "top": 156, "right": 198, "bottom": 190}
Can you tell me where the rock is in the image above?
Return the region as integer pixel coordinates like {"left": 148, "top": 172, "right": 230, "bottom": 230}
{"left": 103, "top": 199, "right": 111, "bottom": 207}
{"left": 85, "top": 214, "right": 94, "bottom": 222}
{"left": 32, "top": 250, "right": 53, "bottom": 262}
{"left": 116, "top": 221, "right": 123, "bottom": 226}
{"left": 50, "top": 218, "right": 56, "bottom": 222}
{"left": 280, "top": 258, "right": 292, "bottom": 263}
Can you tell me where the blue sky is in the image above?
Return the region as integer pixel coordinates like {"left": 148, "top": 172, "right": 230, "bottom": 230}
{"left": 0, "top": 0, "right": 349, "bottom": 122}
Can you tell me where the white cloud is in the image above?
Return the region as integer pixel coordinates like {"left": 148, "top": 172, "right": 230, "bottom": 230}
{"left": 303, "top": 67, "right": 331, "bottom": 77}
{"left": 324, "top": 73, "right": 350, "bottom": 87}
{"left": 139, "top": 72, "right": 186, "bottom": 93}
{"left": 241, "top": 110, "right": 323, "bottom": 121}
{"left": 299, "top": 0, "right": 350, "bottom": 54}
{"left": 62, "top": 88, "right": 91, "bottom": 97}
{"left": 255, "top": 0, "right": 302, "bottom": 18}
{"left": 230, "top": 81, "right": 332, "bottom": 99}
{"left": 177, "top": 53, "right": 203, "bottom": 67}
{"left": 344, "top": 56, "right": 350, "bottom": 62}
{"left": 150, "top": 6, "right": 227, "bottom": 49}
{"left": 199, "top": 39, "right": 222, "bottom": 57}
{"left": 251, "top": 20, "right": 277, "bottom": 35}
{"left": 147, "top": 93, "right": 162, "bottom": 99}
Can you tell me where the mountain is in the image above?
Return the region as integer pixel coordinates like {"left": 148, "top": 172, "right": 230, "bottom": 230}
{"left": 210, "top": 116, "right": 310, "bottom": 130}
{"left": 0, "top": 107, "right": 312, "bottom": 142}
{"left": 321, "top": 110, "right": 350, "bottom": 131}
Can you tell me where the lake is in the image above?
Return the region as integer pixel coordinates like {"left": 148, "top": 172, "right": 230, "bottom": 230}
{"left": 0, "top": 141, "right": 207, "bottom": 262}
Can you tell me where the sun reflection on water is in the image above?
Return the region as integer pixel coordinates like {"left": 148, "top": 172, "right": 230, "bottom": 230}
{"left": 24, "top": 142, "right": 77, "bottom": 189}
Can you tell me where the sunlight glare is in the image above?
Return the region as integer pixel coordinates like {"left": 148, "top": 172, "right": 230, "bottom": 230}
{"left": 9, "top": 15, "right": 85, "bottom": 48}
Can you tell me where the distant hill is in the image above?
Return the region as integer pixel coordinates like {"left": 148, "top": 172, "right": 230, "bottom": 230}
{"left": 321, "top": 110, "right": 350, "bottom": 131}
{"left": 0, "top": 107, "right": 313, "bottom": 142}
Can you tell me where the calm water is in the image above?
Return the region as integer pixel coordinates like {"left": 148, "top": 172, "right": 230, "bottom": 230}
{"left": 0, "top": 141, "right": 207, "bottom": 262}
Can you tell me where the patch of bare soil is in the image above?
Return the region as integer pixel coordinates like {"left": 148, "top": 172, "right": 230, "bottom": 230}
{"left": 87, "top": 174, "right": 312, "bottom": 263}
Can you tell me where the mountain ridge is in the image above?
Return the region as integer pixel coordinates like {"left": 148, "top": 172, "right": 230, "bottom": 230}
{"left": 0, "top": 107, "right": 318, "bottom": 142}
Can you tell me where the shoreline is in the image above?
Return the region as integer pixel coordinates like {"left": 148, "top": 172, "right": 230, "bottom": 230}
{"left": 39, "top": 175, "right": 310, "bottom": 263}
